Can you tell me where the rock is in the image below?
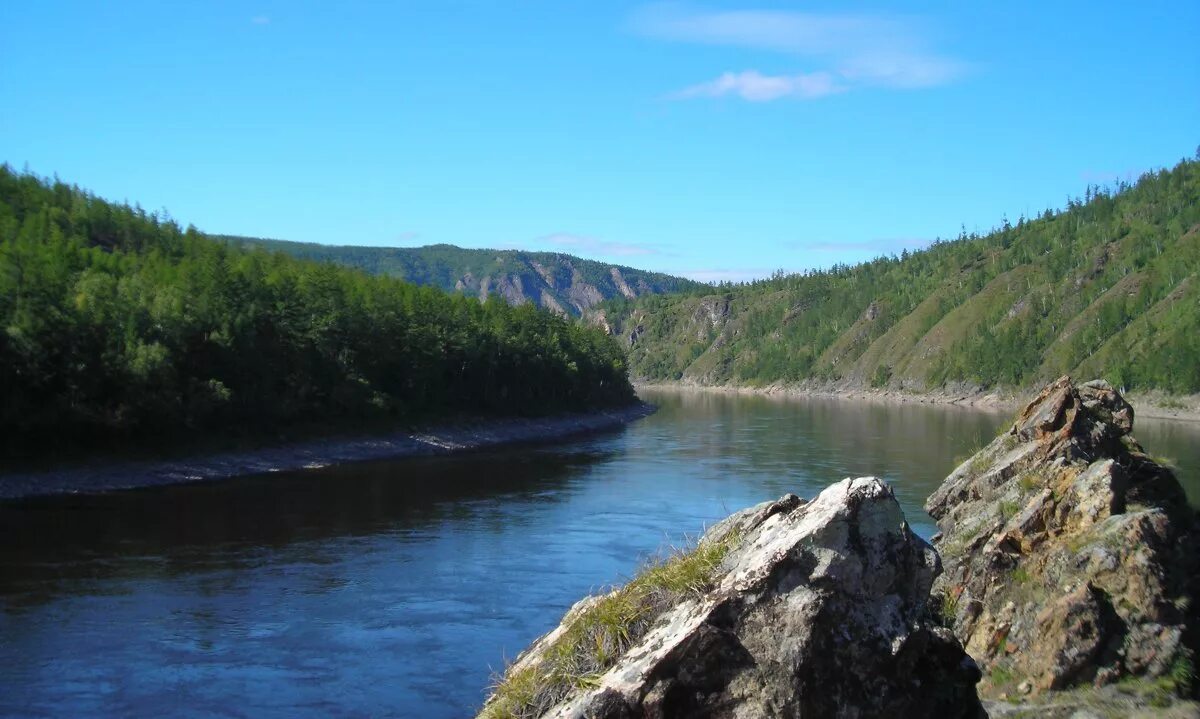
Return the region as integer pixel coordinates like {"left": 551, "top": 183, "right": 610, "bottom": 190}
{"left": 927, "top": 376, "right": 1199, "bottom": 701}
{"left": 480, "top": 479, "right": 984, "bottom": 718}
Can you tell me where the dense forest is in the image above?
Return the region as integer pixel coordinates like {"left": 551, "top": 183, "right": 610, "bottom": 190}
{"left": 218, "top": 236, "right": 704, "bottom": 317}
{"left": 0, "top": 167, "right": 635, "bottom": 452}
{"left": 608, "top": 156, "right": 1200, "bottom": 395}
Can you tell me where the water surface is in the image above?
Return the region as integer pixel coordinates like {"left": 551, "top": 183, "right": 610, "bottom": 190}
{"left": 2, "top": 390, "right": 1197, "bottom": 717}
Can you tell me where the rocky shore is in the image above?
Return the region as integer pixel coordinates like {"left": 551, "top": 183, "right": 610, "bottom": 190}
{"left": 483, "top": 379, "right": 1198, "bottom": 718}
{"left": 0, "top": 403, "right": 656, "bottom": 501}
{"left": 634, "top": 380, "right": 1200, "bottom": 424}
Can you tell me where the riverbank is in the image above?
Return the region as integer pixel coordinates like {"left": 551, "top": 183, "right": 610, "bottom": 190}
{"left": 633, "top": 380, "right": 1200, "bottom": 423}
{"left": 0, "top": 403, "right": 657, "bottom": 501}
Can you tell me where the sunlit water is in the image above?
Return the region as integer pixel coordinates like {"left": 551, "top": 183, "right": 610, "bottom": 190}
{"left": 2, "top": 389, "right": 1197, "bottom": 717}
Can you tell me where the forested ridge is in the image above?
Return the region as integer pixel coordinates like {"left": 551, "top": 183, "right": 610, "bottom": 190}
{"left": 219, "top": 236, "right": 704, "bottom": 317}
{"left": 0, "top": 166, "right": 634, "bottom": 452}
{"left": 608, "top": 156, "right": 1200, "bottom": 395}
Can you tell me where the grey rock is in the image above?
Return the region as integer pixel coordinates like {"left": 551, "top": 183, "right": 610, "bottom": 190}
{"left": 481, "top": 478, "right": 984, "bottom": 718}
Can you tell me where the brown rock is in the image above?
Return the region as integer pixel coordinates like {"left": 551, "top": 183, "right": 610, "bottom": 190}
{"left": 926, "top": 377, "right": 1199, "bottom": 702}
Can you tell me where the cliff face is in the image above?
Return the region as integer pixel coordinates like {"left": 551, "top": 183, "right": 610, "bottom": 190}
{"left": 217, "top": 238, "right": 705, "bottom": 317}
{"left": 480, "top": 479, "right": 984, "bottom": 718}
{"left": 926, "top": 377, "right": 1198, "bottom": 702}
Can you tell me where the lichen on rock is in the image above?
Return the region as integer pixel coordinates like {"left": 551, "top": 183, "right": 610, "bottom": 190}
{"left": 926, "top": 376, "right": 1199, "bottom": 704}
{"left": 480, "top": 478, "right": 985, "bottom": 718}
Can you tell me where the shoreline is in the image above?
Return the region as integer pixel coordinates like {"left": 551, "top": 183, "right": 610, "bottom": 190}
{"left": 0, "top": 402, "right": 657, "bottom": 501}
{"left": 633, "top": 380, "right": 1200, "bottom": 424}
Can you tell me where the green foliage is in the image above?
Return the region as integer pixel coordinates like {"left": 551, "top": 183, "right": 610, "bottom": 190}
{"left": 870, "top": 364, "right": 892, "bottom": 388}
{"left": 608, "top": 158, "right": 1200, "bottom": 395}
{"left": 0, "top": 166, "right": 635, "bottom": 451}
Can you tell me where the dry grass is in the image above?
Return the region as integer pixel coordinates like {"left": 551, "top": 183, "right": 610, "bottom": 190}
{"left": 480, "top": 531, "right": 741, "bottom": 719}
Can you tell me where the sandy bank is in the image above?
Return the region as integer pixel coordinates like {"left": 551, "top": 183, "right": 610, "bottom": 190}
{"left": 634, "top": 380, "right": 1200, "bottom": 424}
{"left": 0, "top": 403, "right": 657, "bottom": 501}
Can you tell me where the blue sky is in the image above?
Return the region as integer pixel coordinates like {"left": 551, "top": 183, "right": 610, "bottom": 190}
{"left": 2, "top": 2, "right": 1197, "bottom": 282}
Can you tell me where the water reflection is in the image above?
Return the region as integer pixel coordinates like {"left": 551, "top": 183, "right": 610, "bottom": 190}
{"left": 1, "top": 389, "right": 1197, "bottom": 718}
{"left": 0, "top": 449, "right": 617, "bottom": 608}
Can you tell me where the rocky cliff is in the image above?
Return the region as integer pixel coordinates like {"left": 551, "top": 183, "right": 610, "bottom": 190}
{"left": 927, "top": 377, "right": 1198, "bottom": 710}
{"left": 479, "top": 478, "right": 984, "bottom": 718}
{"left": 217, "top": 238, "right": 705, "bottom": 317}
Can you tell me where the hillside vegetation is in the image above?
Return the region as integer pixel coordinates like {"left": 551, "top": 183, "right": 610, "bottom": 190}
{"left": 608, "top": 156, "right": 1200, "bottom": 395}
{"left": 220, "top": 237, "right": 704, "bottom": 317}
{"left": 0, "top": 167, "right": 634, "bottom": 452}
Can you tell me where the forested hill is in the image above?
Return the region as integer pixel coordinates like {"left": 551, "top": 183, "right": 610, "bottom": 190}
{"left": 0, "top": 166, "right": 635, "bottom": 452}
{"left": 608, "top": 156, "right": 1200, "bottom": 396}
{"left": 218, "top": 236, "right": 705, "bottom": 317}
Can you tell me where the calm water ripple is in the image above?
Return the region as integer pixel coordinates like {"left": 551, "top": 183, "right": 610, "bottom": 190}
{"left": 2, "top": 389, "right": 1197, "bottom": 717}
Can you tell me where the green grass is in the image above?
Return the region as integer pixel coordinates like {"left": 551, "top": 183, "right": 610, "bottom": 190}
{"left": 480, "top": 531, "right": 741, "bottom": 719}
{"left": 939, "top": 586, "right": 961, "bottom": 627}
{"left": 989, "top": 661, "right": 1017, "bottom": 688}
{"left": 1167, "top": 653, "right": 1196, "bottom": 698}
{"left": 1157, "top": 397, "right": 1189, "bottom": 410}
{"left": 968, "top": 452, "right": 993, "bottom": 476}
{"left": 1000, "top": 499, "right": 1020, "bottom": 521}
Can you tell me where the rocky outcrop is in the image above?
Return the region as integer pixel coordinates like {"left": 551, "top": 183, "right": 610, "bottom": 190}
{"left": 480, "top": 478, "right": 984, "bottom": 718}
{"left": 927, "top": 377, "right": 1198, "bottom": 701}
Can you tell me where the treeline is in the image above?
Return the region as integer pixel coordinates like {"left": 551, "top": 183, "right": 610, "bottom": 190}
{"left": 609, "top": 155, "right": 1200, "bottom": 395}
{"left": 0, "top": 166, "right": 634, "bottom": 452}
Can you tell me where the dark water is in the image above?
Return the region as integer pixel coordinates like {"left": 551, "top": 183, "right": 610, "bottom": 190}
{"left": 2, "top": 390, "right": 1197, "bottom": 718}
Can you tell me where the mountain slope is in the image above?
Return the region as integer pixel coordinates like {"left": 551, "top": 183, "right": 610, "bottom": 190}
{"left": 609, "top": 157, "right": 1200, "bottom": 395}
{"left": 218, "top": 237, "right": 705, "bottom": 317}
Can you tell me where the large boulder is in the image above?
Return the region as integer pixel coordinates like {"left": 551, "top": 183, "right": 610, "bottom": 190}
{"left": 480, "top": 478, "right": 984, "bottom": 718}
{"left": 926, "top": 377, "right": 1198, "bottom": 701}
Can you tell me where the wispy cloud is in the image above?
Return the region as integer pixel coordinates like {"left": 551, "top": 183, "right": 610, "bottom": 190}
{"left": 632, "top": 3, "right": 967, "bottom": 101}
{"left": 250, "top": 15, "right": 271, "bottom": 25}
{"left": 672, "top": 70, "right": 844, "bottom": 101}
{"left": 541, "top": 233, "right": 660, "bottom": 257}
{"left": 395, "top": 230, "right": 421, "bottom": 243}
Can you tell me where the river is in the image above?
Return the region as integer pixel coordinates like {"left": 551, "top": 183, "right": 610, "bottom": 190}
{"left": 2, "top": 389, "right": 1197, "bottom": 717}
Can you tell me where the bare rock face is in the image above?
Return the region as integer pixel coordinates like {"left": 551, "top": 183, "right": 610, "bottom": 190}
{"left": 481, "top": 478, "right": 984, "bottom": 718}
{"left": 926, "top": 376, "right": 1198, "bottom": 699}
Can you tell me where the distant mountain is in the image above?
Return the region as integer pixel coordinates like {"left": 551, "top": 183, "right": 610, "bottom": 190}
{"left": 217, "top": 237, "right": 705, "bottom": 317}
{"left": 607, "top": 157, "right": 1200, "bottom": 396}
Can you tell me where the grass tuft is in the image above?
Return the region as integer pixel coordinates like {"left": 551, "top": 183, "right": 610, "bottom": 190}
{"left": 480, "top": 531, "right": 741, "bottom": 718}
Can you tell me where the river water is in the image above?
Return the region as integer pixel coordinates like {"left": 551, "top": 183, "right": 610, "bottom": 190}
{"left": 2, "top": 389, "right": 1197, "bottom": 718}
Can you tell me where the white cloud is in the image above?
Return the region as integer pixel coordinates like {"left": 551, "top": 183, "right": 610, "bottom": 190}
{"left": 673, "top": 70, "right": 844, "bottom": 101}
{"left": 541, "top": 233, "right": 659, "bottom": 257}
{"left": 633, "top": 3, "right": 967, "bottom": 101}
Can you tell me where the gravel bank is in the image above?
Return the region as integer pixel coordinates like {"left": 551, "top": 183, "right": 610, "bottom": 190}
{"left": 0, "top": 403, "right": 656, "bottom": 501}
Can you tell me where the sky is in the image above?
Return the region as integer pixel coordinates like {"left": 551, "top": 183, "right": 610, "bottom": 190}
{"left": 2, "top": 2, "right": 1197, "bottom": 282}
